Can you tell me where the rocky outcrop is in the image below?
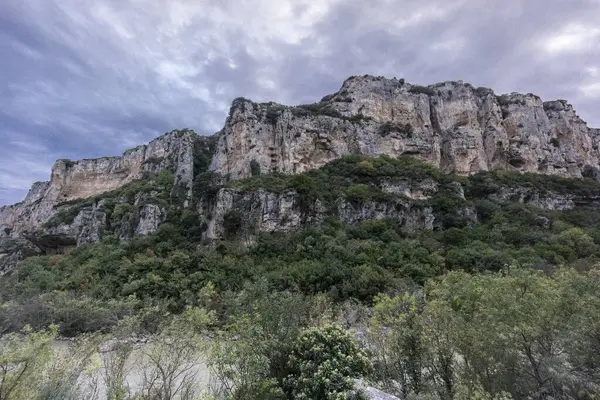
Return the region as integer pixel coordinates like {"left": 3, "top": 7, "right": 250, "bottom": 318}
{"left": 354, "top": 380, "right": 402, "bottom": 400}
{"left": 201, "top": 187, "right": 435, "bottom": 241}
{"left": 211, "top": 76, "right": 600, "bottom": 181}
{"left": 489, "top": 187, "right": 575, "bottom": 211}
{"left": 0, "top": 236, "right": 42, "bottom": 275}
{"left": 36, "top": 200, "right": 108, "bottom": 249}
{"left": 0, "top": 130, "right": 195, "bottom": 236}
{"left": 0, "top": 131, "right": 195, "bottom": 273}
{"left": 135, "top": 204, "right": 167, "bottom": 236}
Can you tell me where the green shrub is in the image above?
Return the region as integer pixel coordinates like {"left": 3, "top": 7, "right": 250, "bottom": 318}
{"left": 346, "top": 184, "right": 371, "bottom": 203}
{"left": 193, "top": 135, "right": 217, "bottom": 178}
{"left": 223, "top": 210, "right": 244, "bottom": 238}
{"left": 408, "top": 86, "right": 435, "bottom": 96}
{"left": 265, "top": 106, "right": 283, "bottom": 125}
{"left": 297, "top": 102, "right": 344, "bottom": 119}
{"left": 378, "top": 122, "right": 414, "bottom": 137}
{"left": 285, "top": 325, "right": 372, "bottom": 400}
{"left": 250, "top": 159, "right": 262, "bottom": 177}
{"left": 111, "top": 202, "right": 134, "bottom": 221}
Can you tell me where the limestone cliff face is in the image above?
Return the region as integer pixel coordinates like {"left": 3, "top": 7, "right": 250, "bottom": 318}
{"left": 211, "top": 75, "right": 600, "bottom": 180}
{"left": 0, "top": 131, "right": 195, "bottom": 273}
{"left": 0, "top": 130, "right": 195, "bottom": 236}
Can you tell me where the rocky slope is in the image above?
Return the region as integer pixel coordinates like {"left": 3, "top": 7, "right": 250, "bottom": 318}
{"left": 2, "top": 75, "right": 600, "bottom": 274}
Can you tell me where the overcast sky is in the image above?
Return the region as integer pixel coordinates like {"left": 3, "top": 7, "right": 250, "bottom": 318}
{"left": 1, "top": 0, "right": 599, "bottom": 205}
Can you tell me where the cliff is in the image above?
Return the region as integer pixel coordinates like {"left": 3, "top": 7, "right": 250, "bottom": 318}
{"left": 0, "top": 130, "right": 204, "bottom": 273}
{"left": 2, "top": 75, "right": 600, "bottom": 274}
{"left": 211, "top": 75, "right": 600, "bottom": 180}
{"left": 0, "top": 130, "right": 196, "bottom": 235}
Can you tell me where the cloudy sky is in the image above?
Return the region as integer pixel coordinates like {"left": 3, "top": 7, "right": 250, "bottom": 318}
{"left": 1, "top": 0, "right": 599, "bottom": 205}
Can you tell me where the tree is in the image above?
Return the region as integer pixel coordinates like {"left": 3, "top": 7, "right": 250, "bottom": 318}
{"left": 369, "top": 292, "right": 426, "bottom": 398}
{"left": 250, "top": 160, "right": 261, "bottom": 177}
{"left": 208, "top": 282, "right": 309, "bottom": 400}
{"left": 346, "top": 185, "right": 371, "bottom": 203}
{"left": 136, "top": 308, "right": 212, "bottom": 400}
{"left": 285, "top": 324, "right": 372, "bottom": 400}
{"left": 424, "top": 267, "right": 600, "bottom": 399}
{"left": 556, "top": 228, "right": 597, "bottom": 258}
{"left": 0, "top": 325, "right": 57, "bottom": 400}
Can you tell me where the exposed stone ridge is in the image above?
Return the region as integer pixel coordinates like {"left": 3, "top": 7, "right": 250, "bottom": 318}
{"left": 0, "top": 130, "right": 197, "bottom": 235}
{"left": 210, "top": 75, "right": 600, "bottom": 181}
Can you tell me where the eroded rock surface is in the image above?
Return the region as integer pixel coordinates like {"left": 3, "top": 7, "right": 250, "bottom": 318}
{"left": 211, "top": 76, "right": 600, "bottom": 181}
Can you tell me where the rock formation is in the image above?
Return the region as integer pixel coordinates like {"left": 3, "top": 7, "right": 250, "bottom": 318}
{"left": 199, "top": 185, "right": 436, "bottom": 241}
{"left": 0, "top": 130, "right": 197, "bottom": 273}
{"left": 211, "top": 76, "right": 600, "bottom": 180}
{"left": 2, "top": 75, "right": 600, "bottom": 273}
{"left": 0, "top": 130, "right": 195, "bottom": 235}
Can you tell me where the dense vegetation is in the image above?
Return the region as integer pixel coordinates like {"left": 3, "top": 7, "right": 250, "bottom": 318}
{"left": 2, "top": 154, "right": 600, "bottom": 399}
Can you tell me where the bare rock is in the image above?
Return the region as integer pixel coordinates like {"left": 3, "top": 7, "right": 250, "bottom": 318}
{"left": 211, "top": 76, "right": 600, "bottom": 182}
{"left": 354, "top": 380, "right": 403, "bottom": 400}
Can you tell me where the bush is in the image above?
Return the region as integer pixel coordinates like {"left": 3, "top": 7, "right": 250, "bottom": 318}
{"left": 250, "top": 159, "right": 262, "bottom": 177}
{"left": 298, "top": 102, "right": 344, "bottom": 119}
{"left": 408, "top": 86, "right": 435, "bottom": 96}
{"left": 266, "top": 107, "right": 282, "bottom": 125}
{"left": 223, "top": 210, "right": 244, "bottom": 238}
{"left": 112, "top": 202, "right": 134, "bottom": 221}
{"left": 285, "top": 325, "right": 372, "bottom": 400}
{"left": 378, "top": 122, "right": 414, "bottom": 137}
{"left": 346, "top": 184, "right": 371, "bottom": 203}
{"left": 0, "top": 325, "right": 57, "bottom": 400}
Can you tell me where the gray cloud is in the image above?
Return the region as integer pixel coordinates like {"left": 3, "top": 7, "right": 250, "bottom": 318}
{"left": 1, "top": 0, "right": 599, "bottom": 205}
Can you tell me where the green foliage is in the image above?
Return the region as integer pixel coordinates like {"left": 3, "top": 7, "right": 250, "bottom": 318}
{"left": 346, "top": 184, "right": 371, "bottom": 203}
{"left": 496, "top": 95, "right": 526, "bottom": 106}
{"left": 423, "top": 268, "right": 600, "bottom": 399}
{"left": 193, "top": 171, "right": 219, "bottom": 205}
{"left": 466, "top": 168, "right": 600, "bottom": 198}
{"left": 250, "top": 159, "right": 261, "bottom": 177}
{"left": 223, "top": 210, "right": 244, "bottom": 238}
{"left": 44, "top": 205, "right": 84, "bottom": 227}
{"left": 367, "top": 268, "right": 600, "bottom": 399}
{"left": 265, "top": 105, "right": 285, "bottom": 125}
{"left": 474, "top": 86, "right": 494, "bottom": 97}
{"left": 297, "top": 101, "right": 344, "bottom": 119}
{"left": 209, "top": 281, "right": 312, "bottom": 400}
{"left": 0, "top": 324, "right": 57, "bottom": 400}
{"left": 112, "top": 202, "right": 134, "bottom": 221}
{"left": 408, "top": 86, "right": 436, "bottom": 96}
{"left": 378, "top": 122, "right": 414, "bottom": 137}
{"left": 230, "top": 154, "right": 442, "bottom": 210}
{"left": 370, "top": 292, "right": 426, "bottom": 398}
{"left": 194, "top": 135, "right": 217, "bottom": 178}
{"left": 6, "top": 153, "right": 600, "bottom": 356}
{"left": 285, "top": 324, "right": 372, "bottom": 400}
{"left": 45, "top": 170, "right": 176, "bottom": 229}
{"left": 0, "top": 292, "right": 139, "bottom": 336}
